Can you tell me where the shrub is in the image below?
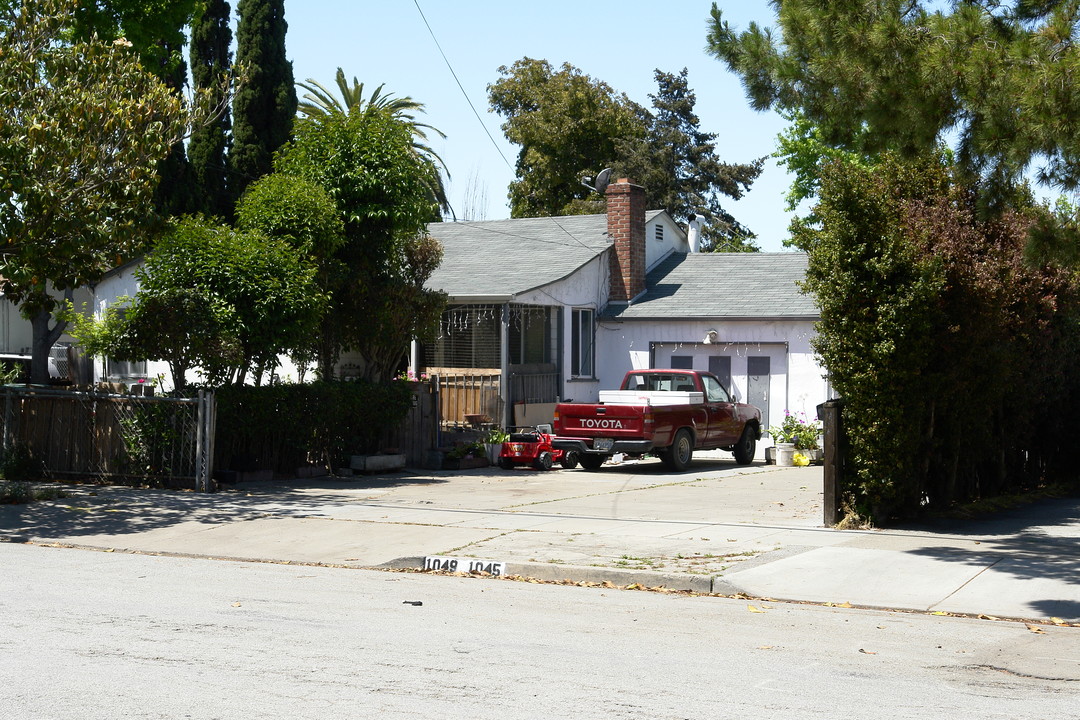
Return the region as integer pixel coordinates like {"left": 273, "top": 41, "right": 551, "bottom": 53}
{"left": 213, "top": 379, "right": 415, "bottom": 475}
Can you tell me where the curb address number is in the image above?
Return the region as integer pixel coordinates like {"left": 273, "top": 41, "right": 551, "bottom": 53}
{"left": 424, "top": 556, "right": 506, "bottom": 577}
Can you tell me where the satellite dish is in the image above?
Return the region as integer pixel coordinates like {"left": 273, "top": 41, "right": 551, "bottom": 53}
{"left": 594, "top": 168, "right": 612, "bottom": 194}
{"left": 580, "top": 167, "right": 614, "bottom": 194}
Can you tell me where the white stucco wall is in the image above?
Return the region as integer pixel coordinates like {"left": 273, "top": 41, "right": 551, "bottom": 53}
{"left": 594, "top": 318, "right": 828, "bottom": 430}
{"left": 0, "top": 297, "right": 32, "bottom": 355}
{"left": 644, "top": 213, "right": 689, "bottom": 269}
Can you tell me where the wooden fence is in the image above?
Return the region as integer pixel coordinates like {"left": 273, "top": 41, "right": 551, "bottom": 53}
{"left": 430, "top": 369, "right": 501, "bottom": 428}
{"left": 1, "top": 386, "right": 215, "bottom": 490}
{"left": 382, "top": 380, "right": 439, "bottom": 467}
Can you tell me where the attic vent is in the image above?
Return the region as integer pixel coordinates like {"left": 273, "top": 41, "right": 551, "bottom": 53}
{"left": 654, "top": 224, "right": 664, "bottom": 241}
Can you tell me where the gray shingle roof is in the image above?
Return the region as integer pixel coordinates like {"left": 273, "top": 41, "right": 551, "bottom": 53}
{"left": 604, "top": 251, "right": 817, "bottom": 320}
{"left": 425, "top": 211, "right": 665, "bottom": 299}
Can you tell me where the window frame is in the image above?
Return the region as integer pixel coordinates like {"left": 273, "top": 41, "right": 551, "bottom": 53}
{"left": 570, "top": 307, "right": 595, "bottom": 378}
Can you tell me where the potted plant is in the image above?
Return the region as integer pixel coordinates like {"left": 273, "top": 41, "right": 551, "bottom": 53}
{"left": 769, "top": 412, "right": 822, "bottom": 466}
{"left": 483, "top": 426, "right": 510, "bottom": 463}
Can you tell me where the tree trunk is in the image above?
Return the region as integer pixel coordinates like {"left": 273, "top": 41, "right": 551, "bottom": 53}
{"left": 30, "top": 306, "right": 66, "bottom": 385}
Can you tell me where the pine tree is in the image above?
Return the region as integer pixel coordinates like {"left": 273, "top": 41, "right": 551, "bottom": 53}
{"left": 231, "top": 0, "right": 296, "bottom": 204}
{"left": 188, "top": 0, "right": 233, "bottom": 219}
{"left": 616, "top": 69, "right": 763, "bottom": 251}
{"left": 707, "top": 1, "right": 1080, "bottom": 209}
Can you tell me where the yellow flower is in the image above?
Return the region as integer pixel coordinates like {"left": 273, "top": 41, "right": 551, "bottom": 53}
{"left": 792, "top": 452, "right": 810, "bottom": 467}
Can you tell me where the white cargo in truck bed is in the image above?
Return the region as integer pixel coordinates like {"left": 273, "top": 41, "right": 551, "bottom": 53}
{"left": 597, "top": 390, "right": 705, "bottom": 406}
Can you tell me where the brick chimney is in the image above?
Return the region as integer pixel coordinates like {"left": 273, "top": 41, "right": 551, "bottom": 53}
{"left": 606, "top": 178, "right": 646, "bottom": 303}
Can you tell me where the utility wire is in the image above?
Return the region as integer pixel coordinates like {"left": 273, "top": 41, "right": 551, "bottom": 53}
{"left": 412, "top": 0, "right": 514, "bottom": 171}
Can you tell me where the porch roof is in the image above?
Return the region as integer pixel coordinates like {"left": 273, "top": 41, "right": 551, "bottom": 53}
{"left": 424, "top": 211, "right": 665, "bottom": 300}
{"left": 603, "top": 251, "right": 817, "bottom": 320}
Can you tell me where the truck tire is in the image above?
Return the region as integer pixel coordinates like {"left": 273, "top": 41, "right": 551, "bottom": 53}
{"left": 733, "top": 424, "right": 757, "bottom": 465}
{"left": 533, "top": 451, "right": 553, "bottom": 471}
{"left": 560, "top": 451, "right": 580, "bottom": 470}
{"left": 498, "top": 457, "right": 515, "bottom": 470}
{"left": 578, "top": 453, "right": 606, "bottom": 470}
{"left": 662, "top": 429, "right": 694, "bottom": 471}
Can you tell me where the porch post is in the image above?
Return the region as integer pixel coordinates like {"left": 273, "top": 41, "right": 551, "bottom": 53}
{"left": 500, "top": 303, "right": 511, "bottom": 427}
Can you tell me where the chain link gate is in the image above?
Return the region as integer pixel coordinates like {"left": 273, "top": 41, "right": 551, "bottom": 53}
{"left": 1, "top": 386, "right": 216, "bottom": 491}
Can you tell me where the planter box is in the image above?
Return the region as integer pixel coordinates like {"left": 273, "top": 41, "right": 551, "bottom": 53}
{"left": 442, "top": 456, "right": 489, "bottom": 470}
{"left": 350, "top": 454, "right": 406, "bottom": 472}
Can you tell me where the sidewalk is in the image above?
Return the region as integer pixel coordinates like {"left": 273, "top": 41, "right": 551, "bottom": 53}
{"left": 2, "top": 456, "right": 1079, "bottom": 625}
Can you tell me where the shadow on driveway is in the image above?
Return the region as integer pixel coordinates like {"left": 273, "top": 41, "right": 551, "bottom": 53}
{"left": 0, "top": 472, "right": 450, "bottom": 541}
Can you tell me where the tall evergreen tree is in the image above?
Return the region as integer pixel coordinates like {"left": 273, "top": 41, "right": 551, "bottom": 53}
{"left": 188, "top": 0, "right": 233, "bottom": 219}
{"left": 706, "top": 1, "right": 1080, "bottom": 212}
{"left": 616, "top": 69, "right": 763, "bottom": 251}
{"left": 231, "top": 0, "right": 296, "bottom": 204}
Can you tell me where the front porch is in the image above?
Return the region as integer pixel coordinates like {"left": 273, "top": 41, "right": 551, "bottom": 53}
{"left": 418, "top": 303, "right": 563, "bottom": 429}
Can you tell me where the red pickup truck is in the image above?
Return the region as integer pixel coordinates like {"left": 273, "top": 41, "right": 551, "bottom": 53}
{"left": 552, "top": 369, "right": 762, "bottom": 471}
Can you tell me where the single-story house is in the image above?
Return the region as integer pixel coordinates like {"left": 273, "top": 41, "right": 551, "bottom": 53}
{"left": 415, "top": 178, "right": 828, "bottom": 443}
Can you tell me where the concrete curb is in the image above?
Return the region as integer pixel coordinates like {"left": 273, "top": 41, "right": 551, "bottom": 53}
{"left": 380, "top": 555, "right": 749, "bottom": 595}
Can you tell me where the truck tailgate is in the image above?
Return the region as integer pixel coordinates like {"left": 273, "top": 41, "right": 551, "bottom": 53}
{"left": 555, "top": 403, "right": 649, "bottom": 438}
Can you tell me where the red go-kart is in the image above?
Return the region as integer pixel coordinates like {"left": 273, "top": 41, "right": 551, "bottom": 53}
{"left": 498, "top": 425, "right": 579, "bottom": 471}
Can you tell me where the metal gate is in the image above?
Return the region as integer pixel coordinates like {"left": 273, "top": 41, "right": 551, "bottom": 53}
{"left": 1, "top": 386, "right": 216, "bottom": 492}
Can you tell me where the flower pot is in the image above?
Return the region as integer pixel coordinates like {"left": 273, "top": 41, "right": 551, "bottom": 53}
{"left": 775, "top": 442, "right": 796, "bottom": 467}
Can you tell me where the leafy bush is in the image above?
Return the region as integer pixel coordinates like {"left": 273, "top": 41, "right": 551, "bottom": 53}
{"left": 796, "top": 153, "right": 1080, "bottom": 523}
{"left": 1, "top": 443, "right": 41, "bottom": 483}
{"left": 213, "top": 379, "right": 415, "bottom": 475}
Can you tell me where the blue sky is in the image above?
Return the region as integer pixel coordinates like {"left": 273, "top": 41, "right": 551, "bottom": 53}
{"left": 281, "top": 1, "right": 794, "bottom": 251}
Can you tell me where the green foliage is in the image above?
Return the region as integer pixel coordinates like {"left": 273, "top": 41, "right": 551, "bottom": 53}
{"left": 769, "top": 411, "right": 821, "bottom": 450}
{"left": 274, "top": 108, "right": 446, "bottom": 381}
{"left": 802, "top": 153, "right": 1080, "bottom": 522}
{"left": 0, "top": 0, "right": 191, "bottom": 383}
{"left": 69, "top": 0, "right": 196, "bottom": 83}
{"left": 69, "top": 1, "right": 200, "bottom": 216}
{"left": 615, "top": 68, "right": 764, "bottom": 251}
{"left": 0, "top": 443, "right": 41, "bottom": 483}
{"left": 213, "top": 380, "right": 415, "bottom": 473}
{"left": 297, "top": 69, "right": 450, "bottom": 216}
{"left": 118, "top": 402, "right": 187, "bottom": 479}
{"left": 488, "top": 58, "right": 647, "bottom": 217}
{"left": 135, "top": 216, "right": 326, "bottom": 385}
{"left": 236, "top": 174, "right": 344, "bottom": 258}
{"left": 231, "top": 0, "right": 296, "bottom": 201}
{"left": 707, "top": 1, "right": 1080, "bottom": 210}
{"left": 188, "top": 0, "right": 233, "bottom": 218}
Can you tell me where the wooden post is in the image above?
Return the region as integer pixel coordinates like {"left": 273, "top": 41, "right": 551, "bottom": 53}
{"left": 818, "top": 399, "right": 845, "bottom": 526}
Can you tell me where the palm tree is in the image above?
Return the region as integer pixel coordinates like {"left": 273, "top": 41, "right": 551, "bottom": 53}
{"left": 297, "top": 68, "right": 452, "bottom": 217}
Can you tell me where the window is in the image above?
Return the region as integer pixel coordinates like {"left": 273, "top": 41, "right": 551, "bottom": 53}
{"left": 702, "top": 375, "right": 731, "bottom": 403}
{"left": 654, "top": 224, "right": 664, "bottom": 241}
{"left": 671, "top": 355, "right": 693, "bottom": 369}
{"left": 107, "top": 358, "right": 147, "bottom": 380}
{"left": 571, "top": 308, "right": 594, "bottom": 377}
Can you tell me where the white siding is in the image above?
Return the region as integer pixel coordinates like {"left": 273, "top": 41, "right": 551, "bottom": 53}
{"left": 595, "top": 318, "right": 827, "bottom": 427}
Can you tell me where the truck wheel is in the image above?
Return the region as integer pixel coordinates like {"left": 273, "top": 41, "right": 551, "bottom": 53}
{"left": 662, "top": 429, "right": 694, "bottom": 471}
{"left": 533, "top": 451, "right": 553, "bottom": 471}
{"left": 498, "top": 457, "right": 515, "bottom": 470}
{"left": 733, "top": 424, "right": 757, "bottom": 465}
{"left": 560, "top": 451, "right": 580, "bottom": 470}
{"left": 578, "top": 454, "right": 606, "bottom": 470}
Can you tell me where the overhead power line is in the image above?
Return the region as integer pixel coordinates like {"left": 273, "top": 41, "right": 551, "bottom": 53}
{"left": 412, "top": 0, "right": 513, "bottom": 171}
